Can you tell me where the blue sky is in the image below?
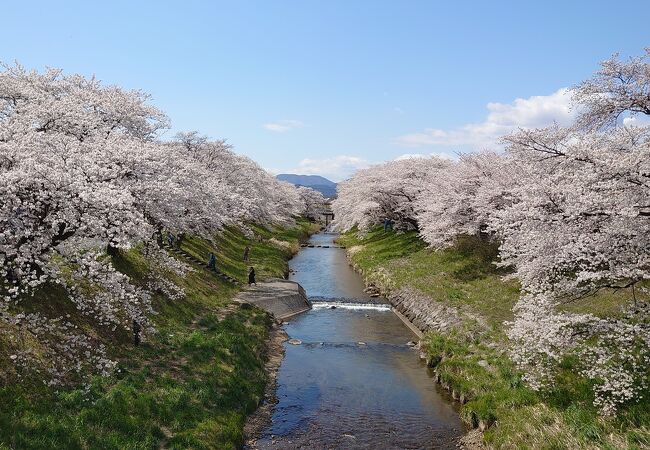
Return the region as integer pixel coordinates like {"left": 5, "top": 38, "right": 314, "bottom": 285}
{"left": 2, "top": 1, "right": 649, "bottom": 181}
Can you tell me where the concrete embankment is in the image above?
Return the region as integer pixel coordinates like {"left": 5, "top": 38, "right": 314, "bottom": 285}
{"left": 347, "top": 253, "right": 461, "bottom": 336}
{"left": 389, "top": 287, "right": 461, "bottom": 335}
{"left": 235, "top": 278, "right": 311, "bottom": 320}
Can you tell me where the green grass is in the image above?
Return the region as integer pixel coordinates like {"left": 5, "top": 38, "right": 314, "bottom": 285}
{"left": 0, "top": 218, "right": 318, "bottom": 450}
{"left": 1, "top": 311, "right": 271, "bottom": 449}
{"left": 339, "top": 226, "right": 650, "bottom": 449}
{"left": 338, "top": 228, "right": 519, "bottom": 326}
{"left": 181, "top": 220, "right": 319, "bottom": 283}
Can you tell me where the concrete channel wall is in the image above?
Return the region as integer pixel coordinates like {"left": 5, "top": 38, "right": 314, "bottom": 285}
{"left": 235, "top": 278, "right": 311, "bottom": 320}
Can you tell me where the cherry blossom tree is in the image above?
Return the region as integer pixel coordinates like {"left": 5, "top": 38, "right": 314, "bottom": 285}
{"left": 0, "top": 65, "right": 170, "bottom": 380}
{"left": 333, "top": 152, "right": 514, "bottom": 249}
{"left": 497, "top": 51, "right": 650, "bottom": 414}
{"left": 416, "top": 151, "right": 513, "bottom": 248}
{"left": 573, "top": 48, "right": 650, "bottom": 130}
{"left": 0, "top": 64, "right": 305, "bottom": 382}
{"left": 496, "top": 125, "right": 650, "bottom": 296}
{"left": 295, "top": 186, "right": 327, "bottom": 220}
{"left": 173, "top": 131, "right": 303, "bottom": 226}
{"left": 333, "top": 157, "right": 450, "bottom": 232}
{"left": 331, "top": 50, "right": 650, "bottom": 414}
{"left": 0, "top": 65, "right": 167, "bottom": 297}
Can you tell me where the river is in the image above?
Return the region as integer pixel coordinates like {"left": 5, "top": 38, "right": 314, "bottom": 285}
{"left": 255, "top": 233, "right": 464, "bottom": 449}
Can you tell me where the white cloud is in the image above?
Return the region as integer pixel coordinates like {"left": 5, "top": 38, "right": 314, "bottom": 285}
{"left": 294, "top": 155, "right": 370, "bottom": 181}
{"left": 623, "top": 115, "right": 650, "bottom": 127}
{"left": 395, "top": 152, "right": 456, "bottom": 161}
{"left": 263, "top": 119, "right": 304, "bottom": 132}
{"left": 395, "top": 88, "right": 576, "bottom": 149}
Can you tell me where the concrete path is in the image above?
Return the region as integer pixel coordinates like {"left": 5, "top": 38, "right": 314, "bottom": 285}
{"left": 235, "top": 278, "right": 311, "bottom": 320}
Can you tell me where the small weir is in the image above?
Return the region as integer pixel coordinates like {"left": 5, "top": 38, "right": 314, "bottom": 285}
{"left": 253, "top": 233, "right": 463, "bottom": 449}
{"left": 311, "top": 300, "right": 392, "bottom": 311}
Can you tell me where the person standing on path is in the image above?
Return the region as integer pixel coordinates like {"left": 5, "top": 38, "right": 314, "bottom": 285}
{"left": 243, "top": 245, "right": 250, "bottom": 262}
{"left": 132, "top": 320, "right": 141, "bottom": 346}
{"left": 248, "top": 267, "right": 256, "bottom": 285}
{"left": 208, "top": 252, "right": 217, "bottom": 271}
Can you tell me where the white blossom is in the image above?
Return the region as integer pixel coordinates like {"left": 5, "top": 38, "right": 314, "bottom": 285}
{"left": 0, "top": 64, "right": 306, "bottom": 382}
{"left": 331, "top": 50, "right": 650, "bottom": 414}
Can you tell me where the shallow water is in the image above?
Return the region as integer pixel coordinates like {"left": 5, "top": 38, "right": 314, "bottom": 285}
{"left": 256, "top": 233, "right": 463, "bottom": 449}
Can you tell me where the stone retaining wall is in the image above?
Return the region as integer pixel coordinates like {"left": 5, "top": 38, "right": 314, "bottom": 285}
{"left": 388, "top": 287, "right": 461, "bottom": 334}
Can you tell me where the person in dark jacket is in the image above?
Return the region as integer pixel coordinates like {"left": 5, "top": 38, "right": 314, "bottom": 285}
{"left": 248, "top": 267, "right": 256, "bottom": 285}
{"left": 243, "top": 245, "right": 250, "bottom": 262}
{"left": 207, "top": 252, "right": 216, "bottom": 271}
{"left": 132, "top": 320, "right": 141, "bottom": 346}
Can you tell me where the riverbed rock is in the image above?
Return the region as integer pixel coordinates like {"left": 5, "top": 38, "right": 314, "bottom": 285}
{"left": 427, "top": 355, "right": 442, "bottom": 368}
{"left": 288, "top": 339, "right": 302, "bottom": 345}
{"left": 458, "top": 429, "right": 485, "bottom": 449}
{"left": 357, "top": 341, "right": 366, "bottom": 346}
{"left": 479, "top": 419, "right": 493, "bottom": 431}
{"left": 363, "top": 285, "right": 381, "bottom": 296}
{"left": 406, "top": 341, "right": 417, "bottom": 347}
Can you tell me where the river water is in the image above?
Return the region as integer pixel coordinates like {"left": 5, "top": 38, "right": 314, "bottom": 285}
{"left": 255, "top": 233, "right": 463, "bottom": 449}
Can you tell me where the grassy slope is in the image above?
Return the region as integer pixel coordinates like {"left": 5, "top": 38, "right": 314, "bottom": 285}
{"left": 338, "top": 227, "right": 650, "bottom": 450}
{"left": 0, "top": 218, "right": 318, "bottom": 450}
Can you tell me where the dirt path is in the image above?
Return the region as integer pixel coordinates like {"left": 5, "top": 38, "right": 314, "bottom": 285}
{"left": 243, "top": 322, "right": 288, "bottom": 449}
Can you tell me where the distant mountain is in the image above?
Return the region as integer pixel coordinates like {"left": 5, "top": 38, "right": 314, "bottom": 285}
{"left": 276, "top": 174, "right": 336, "bottom": 187}
{"left": 276, "top": 174, "right": 338, "bottom": 198}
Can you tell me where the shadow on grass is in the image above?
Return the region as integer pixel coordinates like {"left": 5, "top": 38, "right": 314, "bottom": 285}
{"left": 441, "top": 235, "right": 512, "bottom": 282}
